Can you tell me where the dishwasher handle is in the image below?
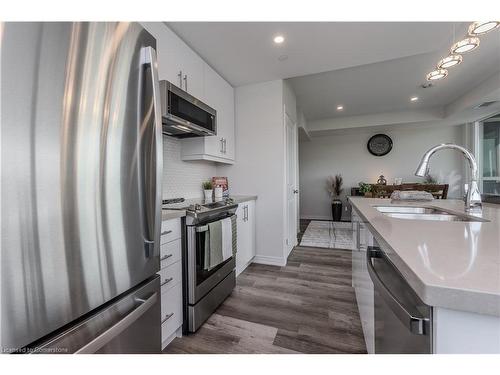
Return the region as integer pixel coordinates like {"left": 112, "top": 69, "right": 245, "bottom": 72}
{"left": 366, "top": 246, "right": 429, "bottom": 335}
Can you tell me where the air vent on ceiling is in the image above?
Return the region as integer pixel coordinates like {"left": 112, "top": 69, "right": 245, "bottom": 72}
{"left": 473, "top": 101, "right": 499, "bottom": 109}
{"left": 420, "top": 83, "right": 434, "bottom": 89}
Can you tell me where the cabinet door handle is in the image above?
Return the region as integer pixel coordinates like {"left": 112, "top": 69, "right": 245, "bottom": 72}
{"left": 161, "top": 312, "right": 174, "bottom": 324}
{"left": 178, "top": 70, "right": 183, "bottom": 88}
{"left": 161, "top": 230, "right": 172, "bottom": 236}
{"left": 223, "top": 139, "right": 227, "bottom": 154}
{"left": 183, "top": 75, "right": 188, "bottom": 92}
{"left": 220, "top": 138, "right": 224, "bottom": 153}
{"left": 160, "top": 277, "right": 174, "bottom": 287}
{"left": 160, "top": 253, "right": 173, "bottom": 261}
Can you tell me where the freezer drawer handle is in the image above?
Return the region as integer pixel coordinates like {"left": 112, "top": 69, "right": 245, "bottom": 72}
{"left": 366, "top": 247, "right": 429, "bottom": 335}
{"left": 161, "top": 230, "right": 173, "bottom": 235}
{"left": 160, "top": 254, "right": 173, "bottom": 261}
{"left": 161, "top": 312, "right": 174, "bottom": 324}
{"left": 75, "top": 292, "right": 158, "bottom": 354}
{"left": 161, "top": 277, "right": 174, "bottom": 287}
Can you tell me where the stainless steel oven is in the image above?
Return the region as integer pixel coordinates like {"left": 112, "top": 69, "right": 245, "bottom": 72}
{"left": 182, "top": 200, "right": 238, "bottom": 332}
{"left": 367, "top": 246, "right": 432, "bottom": 354}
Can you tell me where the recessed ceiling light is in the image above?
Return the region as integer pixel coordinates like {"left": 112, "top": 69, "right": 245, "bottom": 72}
{"left": 450, "top": 37, "right": 480, "bottom": 54}
{"left": 468, "top": 21, "right": 500, "bottom": 36}
{"left": 336, "top": 105, "right": 344, "bottom": 111}
{"left": 426, "top": 69, "right": 448, "bottom": 81}
{"left": 410, "top": 96, "right": 419, "bottom": 102}
{"left": 437, "top": 54, "right": 463, "bottom": 69}
{"left": 273, "top": 35, "right": 285, "bottom": 44}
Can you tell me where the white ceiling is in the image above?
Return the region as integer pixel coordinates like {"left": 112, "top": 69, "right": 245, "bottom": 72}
{"left": 168, "top": 22, "right": 500, "bottom": 123}
{"left": 289, "top": 30, "right": 500, "bottom": 120}
{"left": 168, "top": 22, "right": 464, "bottom": 86}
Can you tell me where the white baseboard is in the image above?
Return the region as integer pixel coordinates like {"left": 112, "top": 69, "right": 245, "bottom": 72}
{"left": 252, "top": 255, "right": 287, "bottom": 267}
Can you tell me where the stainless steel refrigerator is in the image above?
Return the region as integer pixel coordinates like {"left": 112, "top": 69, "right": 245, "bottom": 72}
{"left": 1, "top": 22, "right": 163, "bottom": 353}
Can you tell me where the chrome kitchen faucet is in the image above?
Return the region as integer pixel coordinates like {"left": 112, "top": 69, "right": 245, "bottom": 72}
{"left": 415, "top": 144, "right": 482, "bottom": 211}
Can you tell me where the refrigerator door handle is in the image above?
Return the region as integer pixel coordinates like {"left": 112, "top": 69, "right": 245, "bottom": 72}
{"left": 75, "top": 292, "right": 158, "bottom": 354}
{"left": 141, "top": 46, "right": 163, "bottom": 258}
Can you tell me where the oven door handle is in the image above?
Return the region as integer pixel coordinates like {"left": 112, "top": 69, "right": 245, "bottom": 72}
{"left": 366, "top": 246, "right": 429, "bottom": 335}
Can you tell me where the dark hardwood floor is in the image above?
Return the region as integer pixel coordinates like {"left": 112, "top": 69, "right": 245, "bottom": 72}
{"left": 163, "top": 246, "right": 367, "bottom": 354}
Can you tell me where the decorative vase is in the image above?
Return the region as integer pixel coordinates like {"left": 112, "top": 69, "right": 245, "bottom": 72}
{"left": 204, "top": 189, "right": 213, "bottom": 201}
{"left": 331, "top": 200, "right": 342, "bottom": 222}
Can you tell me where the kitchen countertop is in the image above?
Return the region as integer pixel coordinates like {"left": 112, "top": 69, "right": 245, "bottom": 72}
{"left": 161, "top": 209, "right": 186, "bottom": 221}
{"left": 161, "top": 195, "right": 257, "bottom": 222}
{"left": 228, "top": 195, "right": 258, "bottom": 204}
{"left": 349, "top": 197, "right": 500, "bottom": 316}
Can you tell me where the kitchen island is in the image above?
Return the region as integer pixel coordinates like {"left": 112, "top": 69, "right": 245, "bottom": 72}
{"left": 349, "top": 197, "right": 500, "bottom": 354}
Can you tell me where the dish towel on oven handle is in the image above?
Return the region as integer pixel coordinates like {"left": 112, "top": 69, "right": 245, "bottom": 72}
{"left": 221, "top": 217, "right": 233, "bottom": 262}
{"left": 206, "top": 220, "right": 223, "bottom": 271}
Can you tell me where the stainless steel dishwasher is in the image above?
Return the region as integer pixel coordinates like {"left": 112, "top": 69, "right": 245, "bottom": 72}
{"left": 367, "top": 246, "right": 432, "bottom": 353}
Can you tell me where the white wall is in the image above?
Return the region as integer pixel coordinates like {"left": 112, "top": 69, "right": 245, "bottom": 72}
{"left": 299, "top": 124, "right": 465, "bottom": 220}
{"left": 217, "top": 80, "right": 287, "bottom": 265}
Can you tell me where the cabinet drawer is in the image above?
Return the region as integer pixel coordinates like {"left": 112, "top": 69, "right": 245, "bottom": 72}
{"left": 161, "top": 219, "right": 181, "bottom": 244}
{"left": 160, "top": 239, "right": 181, "bottom": 269}
{"left": 161, "top": 284, "right": 183, "bottom": 341}
{"left": 158, "top": 260, "right": 182, "bottom": 293}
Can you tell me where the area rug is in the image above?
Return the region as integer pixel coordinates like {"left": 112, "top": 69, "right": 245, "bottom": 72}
{"left": 299, "top": 221, "right": 354, "bottom": 250}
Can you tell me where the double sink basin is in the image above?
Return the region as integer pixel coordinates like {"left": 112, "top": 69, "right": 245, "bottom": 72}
{"left": 374, "top": 205, "right": 487, "bottom": 222}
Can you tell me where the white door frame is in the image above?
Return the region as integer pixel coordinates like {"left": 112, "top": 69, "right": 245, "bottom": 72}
{"left": 283, "top": 107, "right": 298, "bottom": 259}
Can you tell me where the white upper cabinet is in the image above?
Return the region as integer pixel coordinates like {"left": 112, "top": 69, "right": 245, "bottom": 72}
{"left": 204, "top": 64, "right": 235, "bottom": 161}
{"left": 141, "top": 22, "right": 235, "bottom": 164}
{"left": 141, "top": 22, "right": 204, "bottom": 99}
{"left": 181, "top": 64, "right": 235, "bottom": 163}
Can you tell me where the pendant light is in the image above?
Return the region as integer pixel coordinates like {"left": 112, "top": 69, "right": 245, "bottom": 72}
{"left": 426, "top": 69, "right": 448, "bottom": 81}
{"left": 437, "top": 54, "right": 463, "bottom": 69}
{"left": 451, "top": 37, "right": 480, "bottom": 54}
{"left": 468, "top": 21, "right": 500, "bottom": 36}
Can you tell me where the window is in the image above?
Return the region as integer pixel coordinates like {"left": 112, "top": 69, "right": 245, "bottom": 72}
{"left": 476, "top": 115, "right": 500, "bottom": 196}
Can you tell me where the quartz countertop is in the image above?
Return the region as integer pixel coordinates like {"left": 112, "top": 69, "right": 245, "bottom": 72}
{"left": 161, "top": 195, "right": 257, "bottom": 222}
{"left": 349, "top": 197, "right": 500, "bottom": 316}
{"left": 229, "top": 195, "right": 258, "bottom": 204}
{"left": 161, "top": 209, "right": 186, "bottom": 221}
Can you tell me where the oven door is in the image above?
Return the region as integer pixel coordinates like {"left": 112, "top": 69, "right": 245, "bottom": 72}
{"left": 187, "top": 216, "right": 236, "bottom": 305}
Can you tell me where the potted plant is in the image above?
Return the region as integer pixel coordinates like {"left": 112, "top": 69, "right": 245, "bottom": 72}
{"left": 202, "top": 180, "right": 213, "bottom": 200}
{"left": 327, "top": 174, "right": 344, "bottom": 221}
{"left": 359, "top": 182, "right": 373, "bottom": 197}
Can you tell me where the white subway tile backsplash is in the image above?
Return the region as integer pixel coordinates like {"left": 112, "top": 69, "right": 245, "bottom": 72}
{"left": 162, "top": 135, "right": 216, "bottom": 199}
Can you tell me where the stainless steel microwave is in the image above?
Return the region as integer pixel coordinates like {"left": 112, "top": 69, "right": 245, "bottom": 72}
{"left": 160, "top": 80, "right": 216, "bottom": 138}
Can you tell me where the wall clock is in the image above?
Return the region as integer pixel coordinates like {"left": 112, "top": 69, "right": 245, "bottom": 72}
{"left": 367, "top": 134, "right": 393, "bottom": 156}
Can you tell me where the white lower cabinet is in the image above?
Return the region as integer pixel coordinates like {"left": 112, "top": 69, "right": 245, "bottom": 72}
{"left": 351, "top": 208, "right": 375, "bottom": 354}
{"left": 158, "top": 218, "right": 183, "bottom": 350}
{"left": 235, "top": 200, "right": 256, "bottom": 276}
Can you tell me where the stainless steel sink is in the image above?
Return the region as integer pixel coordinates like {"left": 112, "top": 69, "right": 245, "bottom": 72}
{"left": 374, "top": 206, "right": 487, "bottom": 222}
{"left": 375, "top": 206, "right": 444, "bottom": 214}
